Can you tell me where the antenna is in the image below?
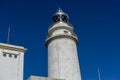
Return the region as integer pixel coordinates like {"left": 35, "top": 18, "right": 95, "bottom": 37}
{"left": 7, "top": 24, "right": 11, "bottom": 44}
{"left": 98, "top": 67, "right": 101, "bottom": 80}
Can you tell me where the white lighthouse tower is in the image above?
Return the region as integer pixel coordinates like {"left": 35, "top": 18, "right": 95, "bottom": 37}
{"left": 0, "top": 43, "right": 26, "bottom": 80}
{"left": 45, "top": 8, "right": 82, "bottom": 80}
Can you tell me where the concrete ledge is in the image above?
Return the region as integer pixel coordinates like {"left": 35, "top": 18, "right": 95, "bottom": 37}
{"left": 45, "top": 34, "right": 78, "bottom": 48}
{"left": 28, "top": 76, "right": 65, "bottom": 80}
{"left": 0, "top": 43, "right": 27, "bottom": 52}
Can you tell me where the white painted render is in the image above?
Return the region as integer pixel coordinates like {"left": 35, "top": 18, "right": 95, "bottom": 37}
{"left": 52, "top": 29, "right": 71, "bottom": 36}
{"left": 46, "top": 20, "right": 81, "bottom": 80}
{"left": 0, "top": 43, "right": 26, "bottom": 80}
{"left": 48, "top": 22, "right": 73, "bottom": 32}
{"left": 48, "top": 38, "right": 81, "bottom": 80}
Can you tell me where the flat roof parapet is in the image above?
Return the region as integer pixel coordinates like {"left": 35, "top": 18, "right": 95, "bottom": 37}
{"left": 28, "top": 76, "right": 65, "bottom": 80}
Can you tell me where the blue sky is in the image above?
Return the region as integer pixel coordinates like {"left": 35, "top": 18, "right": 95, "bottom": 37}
{"left": 0, "top": 0, "right": 120, "bottom": 80}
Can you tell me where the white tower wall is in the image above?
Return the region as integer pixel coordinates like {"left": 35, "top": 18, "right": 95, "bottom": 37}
{"left": 48, "top": 38, "right": 81, "bottom": 80}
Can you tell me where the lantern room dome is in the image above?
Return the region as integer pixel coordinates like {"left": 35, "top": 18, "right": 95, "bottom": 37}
{"left": 52, "top": 8, "right": 69, "bottom": 23}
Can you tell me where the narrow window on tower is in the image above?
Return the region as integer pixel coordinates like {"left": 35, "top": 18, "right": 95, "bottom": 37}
{"left": 64, "top": 31, "right": 68, "bottom": 34}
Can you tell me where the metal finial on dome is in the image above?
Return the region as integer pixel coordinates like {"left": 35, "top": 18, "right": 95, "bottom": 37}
{"left": 58, "top": 8, "right": 62, "bottom": 12}
{"left": 52, "top": 8, "right": 69, "bottom": 23}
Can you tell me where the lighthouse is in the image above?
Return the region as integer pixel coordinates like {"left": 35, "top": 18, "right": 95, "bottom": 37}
{"left": 28, "top": 8, "right": 82, "bottom": 80}
{"left": 45, "top": 8, "right": 82, "bottom": 80}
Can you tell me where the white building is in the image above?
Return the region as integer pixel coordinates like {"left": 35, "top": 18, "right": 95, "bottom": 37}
{"left": 0, "top": 43, "right": 26, "bottom": 80}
